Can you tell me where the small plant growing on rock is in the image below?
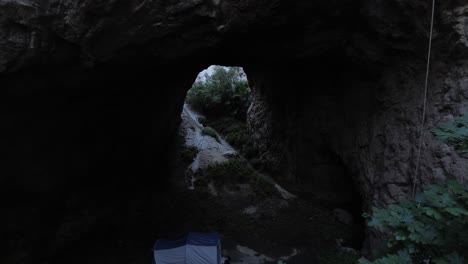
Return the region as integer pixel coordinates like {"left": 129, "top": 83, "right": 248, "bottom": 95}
{"left": 251, "top": 176, "right": 277, "bottom": 199}
{"left": 180, "top": 146, "right": 199, "bottom": 162}
{"left": 432, "top": 114, "right": 468, "bottom": 152}
{"left": 197, "top": 116, "right": 208, "bottom": 126}
{"left": 203, "top": 157, "right": 255, "bottom": 186}
{"left": 199, "top": 157, "right": 280, "bottom": 200}
{"left": 201, "top": 127, "right": 219, "bottom": 142}
{"left": 361, "top": 181, "right": 468, "bottom": 264}
{"left": 361, "top": 115, "right": 468, "bottom": 264}
{"left": 202, "top": 117, "right": 253, "bottom": 157}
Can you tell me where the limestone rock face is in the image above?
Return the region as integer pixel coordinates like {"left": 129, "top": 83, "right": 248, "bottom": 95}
{"left": 0, "top": 0, "right": 467, "bottom": 262}
{"left": 245, "top": 0, "right": 468, "bottom": 208}
{"left": 0, "top": 0, "right": 356, "bottom": 72}
{"left": 247, "top": 59, "right": 468, "bottom": 209}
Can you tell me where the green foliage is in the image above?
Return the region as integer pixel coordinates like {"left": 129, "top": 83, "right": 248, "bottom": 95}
{"left": 361, "top": 181, "right": 468, "bottom": 264}
{"left": 180, "top": 146, "right": 198, "bottom": 162}
{"left": 197, "top": 116, "right": 208, "bottom": 126}
{"left": 362, "top": 114, "right": 468, "bottom": 263}
{"left": 205, "top": 117, "right": 251, "bottom": 153}
{"left": 203, "top": 157, "right": 277, "bottom": 197}
{"left": 250, "top": 175, "right": 277, "bottom": 198}
{"left": 319, "top": 249, "right": 360, "bottom": 264}
{"left": 432, "top": 115, "right": 468, "bottom": 152}
{"left": 186, "top": 66, "right": 251, "bottom": 120}
{"left": 360, "top": 250, "right": 412, "bottom": 264}
{"left": 203, "top": 157, "right": 256, "bottom": 185}
{"left": 201, "top": 127, "right": 219, "bottom": 142}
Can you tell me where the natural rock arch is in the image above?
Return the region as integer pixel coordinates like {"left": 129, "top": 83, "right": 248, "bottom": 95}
{"left": 1, "top": 0, "right": 467, "bottom": 262}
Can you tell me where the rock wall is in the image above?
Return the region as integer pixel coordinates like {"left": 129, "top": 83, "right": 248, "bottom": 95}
{"left": 246, "top": 58, "right": 468, "bottom": 208}
{"left": 245, "top": 0, "right": 468, "bottom": 208}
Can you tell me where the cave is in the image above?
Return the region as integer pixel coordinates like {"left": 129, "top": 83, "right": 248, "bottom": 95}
{"left": 1, "top": 0, "right": 468, "bottom": 263}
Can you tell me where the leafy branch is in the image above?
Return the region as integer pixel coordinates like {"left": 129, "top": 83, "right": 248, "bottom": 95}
{"left": 432, "top": 115, "right": 468, "bottom": 152}
{"left": 361, "top": 181, "right": 468, "bottom": 264}
{"left": 361, "top": 115, "right": 468, "bottom": 264}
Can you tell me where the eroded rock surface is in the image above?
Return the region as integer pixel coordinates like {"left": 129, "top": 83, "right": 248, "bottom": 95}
{"left": 245, "top": 0, "right": 468, "bottom": 208}
{"left": 0, "top": 0, "right": 467, "bottom": 262}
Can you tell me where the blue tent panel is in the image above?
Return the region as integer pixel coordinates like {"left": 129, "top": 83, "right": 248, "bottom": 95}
{"left": 154, "top": 246, "right": 186, "bottom": 264}
{"left": 153, "top": 232, "right": 221, "bottom": 264}
{"left": 186, "top": 244, "right": 218, "bottom": 264}
{"left": 154, "top": 237, "right": 187, "bottom": 250}
{"left": 186, "top": 232, "right": 220, "bottom": 246}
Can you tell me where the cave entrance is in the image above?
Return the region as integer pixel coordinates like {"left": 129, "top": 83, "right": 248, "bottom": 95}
{"left": 180, "top": 65, "right": 253, "bottom": 186}
{"left": 171, "top": 65, "right": 366, "bottom": 262}
{"left": 187, "top": 65, "right": 250, "bottom": 119}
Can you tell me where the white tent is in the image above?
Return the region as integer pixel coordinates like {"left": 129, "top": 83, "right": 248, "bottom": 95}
{"left": 153, "top": 232, "right": 221, "bottom": 264}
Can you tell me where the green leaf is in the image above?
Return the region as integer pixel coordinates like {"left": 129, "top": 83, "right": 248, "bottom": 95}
{"left": 445, "top": 207, "right": 468, "bottom": 216}
{"left": 434, "top": 252, "right": 465, "bottom": 264}
{"left": 423, "top": 207, "right": 442, "bottom": 219}
{"left": 432, "top": 115, "right": 468, "bottom": 151}
{"left": 365, "top": 176, "right": 468, "bottom": 263}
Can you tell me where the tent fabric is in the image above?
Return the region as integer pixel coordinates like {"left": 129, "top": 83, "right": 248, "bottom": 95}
{"left": 153, "top": 232, "right": 221, "bottom": 264}
{"left": 186, "top": 245, "right": 218, "bottom": 264}
{"left": 154, "top": 247, "right": 186, "bottom": 264}
{"left": 155, "top": 237, "right": 187, "bottom": 250}
{"left": 186, "top": 232, "right": 219, "bottom": 246}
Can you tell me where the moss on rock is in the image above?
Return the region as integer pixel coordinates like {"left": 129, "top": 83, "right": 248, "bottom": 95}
{"left": 201, "top": 127, "right": 220, "bottom": 142}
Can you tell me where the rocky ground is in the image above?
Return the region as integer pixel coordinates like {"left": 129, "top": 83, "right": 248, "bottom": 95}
{"left": 1, "top": 104, "right": 365, "bottom": 264}
{"left": 172, "top": 104, "right": 365, "bottom": 264}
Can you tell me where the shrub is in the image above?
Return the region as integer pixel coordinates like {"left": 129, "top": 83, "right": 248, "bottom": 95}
{"left": 206, "top": 117, "right": 249, "bottom": 150}
{"left": 200, "top": 157, "right": 278, "bottom": 198}
{"left": 226, "top": 132, "right": 249, "bottom": 149}
{"left": 201, "top": 127, "right": 219, "bottom": 142}
{"left": 361, "top": 181, "right": 468, "bottom": 264}
{"left": 251, "top": 176, "right": 277, "bottom": 199}
{"left": 197, "top": 116, "right": 208, "bottom": 126}
{"left": 186, "top": 66, "right": 251, "bottom": 120}
{"left": 361, "top": 115, "right": 468, "bottom": 264}
{"left": 319, "top": 249, "right": 360, "bottom": 264}
{"left": 432, "top": 114, "right": 468, "bottom": 152}
{"left": 203, "top": 157, "right": 256, "bottom": 186}
{"left": 180, "top": 146, "right": 199, "bottom": 162}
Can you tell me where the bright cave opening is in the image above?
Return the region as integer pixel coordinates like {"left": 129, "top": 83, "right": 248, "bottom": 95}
{"left": 167, "top": 65, "right": 367, "bottom": 263}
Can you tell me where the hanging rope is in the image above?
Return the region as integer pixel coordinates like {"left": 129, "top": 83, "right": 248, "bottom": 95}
{"left": 412, "top": 0, "right": 436, "bottom": 198}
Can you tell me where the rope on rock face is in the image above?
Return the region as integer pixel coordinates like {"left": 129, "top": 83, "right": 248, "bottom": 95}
{"left": 412, "top": 0, "right": 436, "bottom": 198}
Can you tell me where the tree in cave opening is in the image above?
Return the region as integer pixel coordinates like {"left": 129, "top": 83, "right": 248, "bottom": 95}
{"left": 186, "top": 65, "right": 250, "bottom": 120}
{"left": 184, "top": 65, "right": 255, "bottom": 157}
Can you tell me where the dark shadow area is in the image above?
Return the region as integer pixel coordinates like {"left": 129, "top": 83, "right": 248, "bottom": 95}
{"left": 293, "top": 148, "right": 366, "bottom": 250}
{"left": 146, "top": 65, "right": 369, "bottom": 263}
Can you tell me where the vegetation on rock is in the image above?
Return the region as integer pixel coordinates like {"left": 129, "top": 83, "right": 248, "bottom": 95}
{"left": 319, "top": 249, "right": 360, "bottom": 264}
{"left": 201, "top": 127, "right": 219, "bottom": 142}
{"left": 180, "top": 146, "right": 199, "bottom": 162}
{"left": 202, "top": 157, "right": 256, "bottom": 186}
{"left": 197, "top": 116, "right": 208, "bottom": 126}
{"left": 187, "top": 66, "right": 254, "bottom": 158}
{"left": 196, "top": 156, "right": 278, "bottom": 199}
{"left": 362, "top": 116, "right": 468, "bottom": 264}
{"left": 432, "top": 114, "right": 468, "bottom": 152}
{"left": 250, "top": 175, "right": 278, "bottom": 199}
{"left": 186, "top": 66, "right": 251, "bottom": 120}
{"left": 204, "top": 117, "right": 255, "bottom": 158}
{"left": 361, "top": 181, "right": 468, "bottom": 264}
